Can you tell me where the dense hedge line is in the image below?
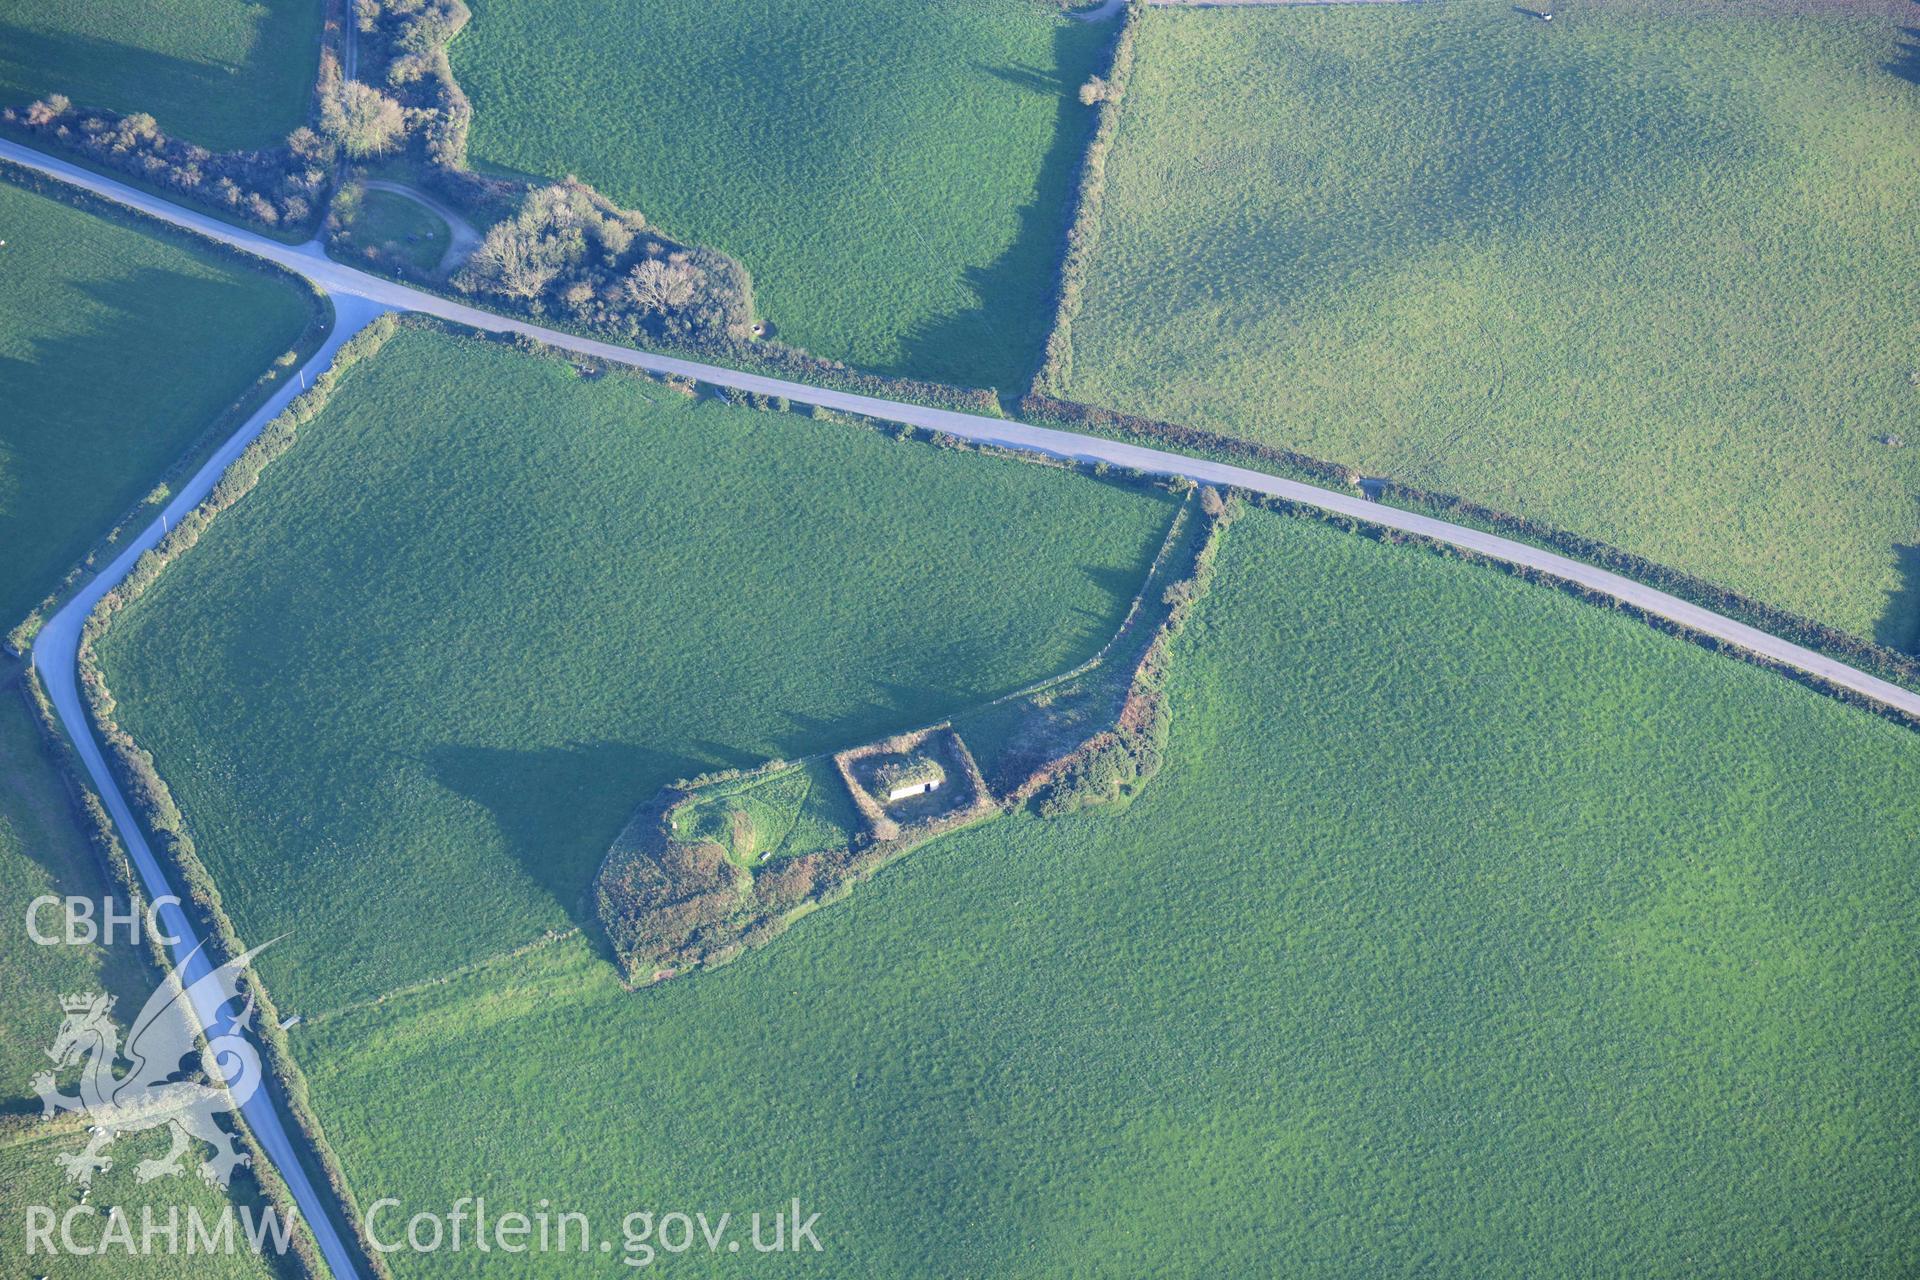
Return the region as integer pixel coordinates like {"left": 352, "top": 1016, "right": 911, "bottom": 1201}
{"left": 354, "top": 0, "right": 475, "bottom": 172}
{"left": 697, "top": 337, "right": 1008, "bottom": 417}
{"left": 1033, "top": 0, "right": 1142, "bottom": 396}
{"left": 1, "top": 0, "right": 463, "bottom": 239}
{"left": 0, "top": 9, "right": 408, "bottom": 240}
{"left": 74, "top": 315, "right": 405, "bottom": 1280}
{"left": 343, "top": 0, "right": 1013, "bottom": 416}
{"left": 1019, "top": 393, "right": 1920, "bottom": 694}
{"left": 1029, "top": 490, "right": 1232, "bottom": 815}
{"left": 1022, "top": 392, "right": 1355, "bottom": 487}
{"left": 1, "top": 95, "right": 334, "bottom": 232}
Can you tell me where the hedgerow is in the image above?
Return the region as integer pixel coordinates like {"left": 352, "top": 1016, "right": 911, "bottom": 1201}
{"left": 1032, "top": 0, "right": 1143, "bottom": 396}
{"left": 339, "top": 0, "right": 1016, "bottom": 416}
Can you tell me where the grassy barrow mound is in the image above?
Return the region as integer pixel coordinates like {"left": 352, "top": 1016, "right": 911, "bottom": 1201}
{"left": 1060, "top": 0, "right": 1920, "bottom": 644}
{"left": 595, "top": 493, "right": 1232, "bottom": 981}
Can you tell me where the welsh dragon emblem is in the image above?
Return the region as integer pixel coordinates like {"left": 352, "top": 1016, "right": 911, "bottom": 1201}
{"left": 32, "top": 940, "right": 273, "bottom": 1188}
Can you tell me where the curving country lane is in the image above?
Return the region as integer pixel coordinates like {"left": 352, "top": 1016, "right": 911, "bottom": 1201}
{"left": 11, "top": 126, "right": 1920, "bottom": 1273}
{"left": 27, "top": 282, "right": 392, "bottom": 1280}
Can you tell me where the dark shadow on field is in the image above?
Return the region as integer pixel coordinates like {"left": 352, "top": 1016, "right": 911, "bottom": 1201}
{"left": 425, "top": 706, "right": 939, "bottom": 931}
{"left": 0, "top": 19, "right": 302, "bottom": 146}
{"left": 426, "top": 740, "right": 677, "bottom": 932}
{"left": 977, "top": 61, "right": 1074, "bottom": 97}
{"left": 1082, "top": 560, "right": 1146, "bottom": 608}
{"left": 1888, "top": 27, "right": 1920, "bottom": 84}
{"left": 1875, "top": 543, "right": 1920, "bottom": 652}
{"left": 877, "top": 21, "right": 1111, "bottom": 392}
{"left": 770, "top": 683, "right": 946, "bottom": 758}
{"left": 0, "top": 264, "right": 299, "bottom": 624}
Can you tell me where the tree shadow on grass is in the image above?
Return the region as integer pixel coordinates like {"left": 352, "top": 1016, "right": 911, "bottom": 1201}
{"left": 0, "top": 263, "right": 307, "bottom": 623}
{"left": 425, "top": 739, "right": 677, "bottom": 934}
{"left": 0, "top": 19, "right": 310, "bottom": 150}
{"left": 879, "top": 22, "right": 1110, "bottom": 392}
{"left": 1875, "top": 543, "right": 1920, "bottom": 653}
{"left": 1885, "top": 26, "right": 1920, "bottom": 86}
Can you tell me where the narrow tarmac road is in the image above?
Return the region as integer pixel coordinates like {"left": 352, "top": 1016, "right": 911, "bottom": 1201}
{"left": 8, "top": 138, "right": 1917, "bottom": 713}
{"left": 12, "top": 138, "right": 1911, "bottom": 719}
{"left": 29, "top": 289, "right": 392, "bottom": 1280}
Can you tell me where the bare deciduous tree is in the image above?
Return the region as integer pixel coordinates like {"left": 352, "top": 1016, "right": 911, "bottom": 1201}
{"left": 25, "top": 94, "right": 70, "bottom": 126}
{"left": 461, "top": 221, "right": 567, "bottom": 298}
{"left": 625, "top": 257, "right": 704, "bottom": 313}
{"left": 321, "top": 80, "right": 406, "bottom": 158}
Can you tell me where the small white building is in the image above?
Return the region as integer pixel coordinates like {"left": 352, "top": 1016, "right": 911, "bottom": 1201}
{"left": 888, "top": 778, "right": 941, "bottom": 802}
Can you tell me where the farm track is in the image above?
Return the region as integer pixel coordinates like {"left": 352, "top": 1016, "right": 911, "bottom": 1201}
{"left": 9, "top": 127, "right": 1920, "bottom": 1276}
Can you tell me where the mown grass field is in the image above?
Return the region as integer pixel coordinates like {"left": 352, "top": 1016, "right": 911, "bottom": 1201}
{"left": 453, "top": 0, "right": 1109, "bottom": 389}
{"left": 1061, "top": 0, "right": 1920, "bottom": 645}
{"left": 0, "top": 177, "right": 316, "bottom": 632}
{"left": 295, "top": 507, "right": 1919, "bottom": 1276}
{"left": 0, "top": 0, "right": 321, "bottom": 151}
{"left": 91, "top": 326, "right": 1179, "bottom": 1012}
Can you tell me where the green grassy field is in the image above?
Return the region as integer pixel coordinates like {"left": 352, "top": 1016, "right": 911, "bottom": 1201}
{"left": 0, "top": 1125, "right": 290, "bottom": 1278}
{"left": 1060, "top": 0, "right": 1920, "bottom": 645}
{"left": 90, "top": 326, "right": 1179, "bottom": 1012}
{"left": 0, "top": 0, "right": 322, "bottom": 151}
{"left": 0, "top": 177, "right": 317, "bottom": 631}
{"left": 295, "top": 507, "right": 1919, "bottom": 1276}
{"left": 0, "top": 680, "right": 151, "bottom": 1107}
{"left": 452, "top": 0, "right": 1110, "bottom": 389}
